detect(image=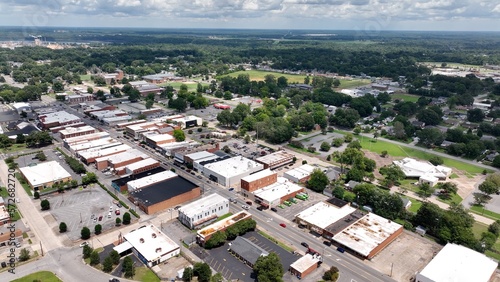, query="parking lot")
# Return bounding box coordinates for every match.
[263,189,329,222]
[48,184,123,240]
[193,231,300,282]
